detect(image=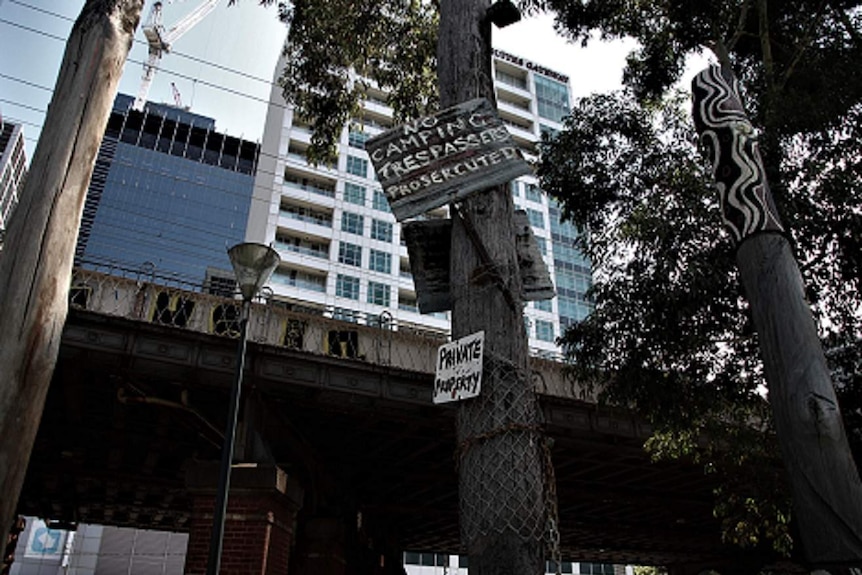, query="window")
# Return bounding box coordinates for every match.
[332,307,359,323]
[371,219,393,242]
[534,299,552,312]
[347,155,368,178]
[341,211,364,235]
[535,236,547,256]
[335,274,360,300]
[579,563,614,575]
[338,242,362,267]
[367,281,391,306]
[373,189,391,212]
[403,552,447,567]
[369,249,392,274]
[495,69,527,90]
[510,181,520,197]
[348,129,368,149]
[271,269,326,293]
[536,319,554,342]
[534,75,570,123]
[527,208,545,229]
[525,183,542,203]
[343,182,366,206]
